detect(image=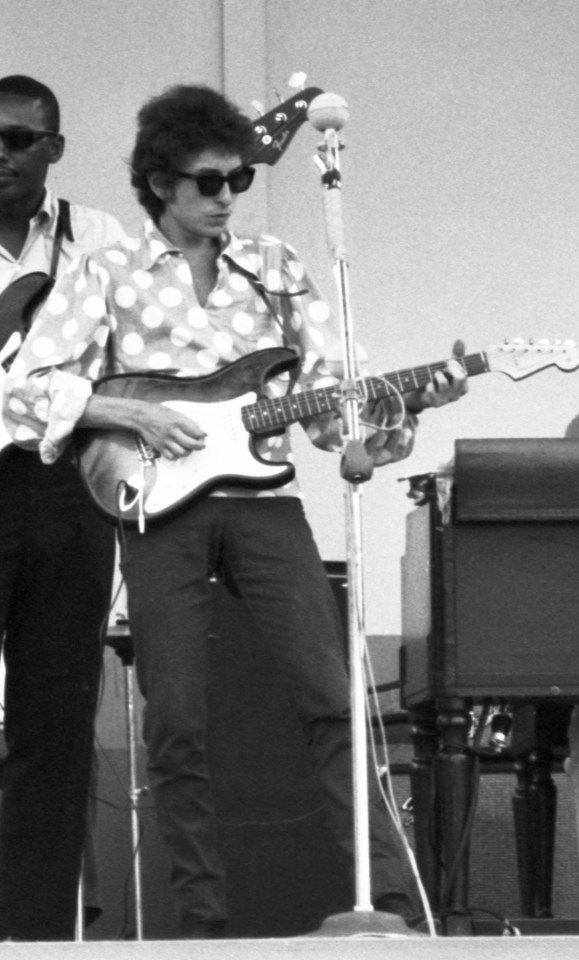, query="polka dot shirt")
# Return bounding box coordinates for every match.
[5,221,417,497]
